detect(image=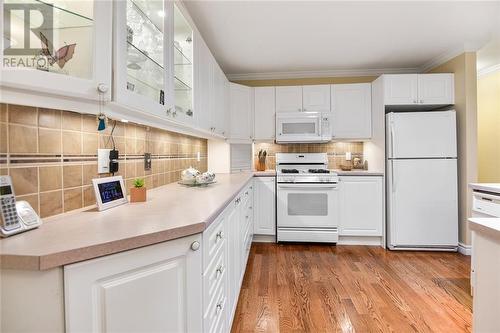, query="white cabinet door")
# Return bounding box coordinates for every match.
[1,0,112,101]
[195,36,213,131]
[229,83,253,141]
[331,83,372,139]
[213,66,229,137]
[226,196,242,324]
[339,176,383,236]
[302,85,330,112]
[64,234,203,333]
[254,86,276,140]
[254,177,276,235]
[384,74,418,105]
[275,86,302,112]
[417,73,454,105]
